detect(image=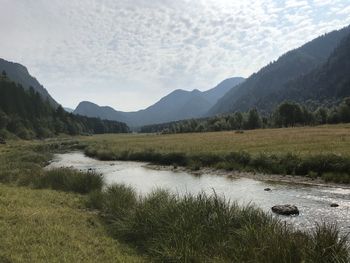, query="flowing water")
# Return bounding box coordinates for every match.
[47,152,350,235]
